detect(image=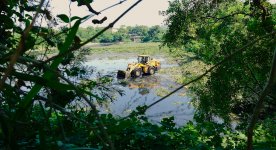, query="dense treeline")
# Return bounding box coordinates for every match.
[0,0,275,149]
[164,0,276,149]
[77,25,166,43]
